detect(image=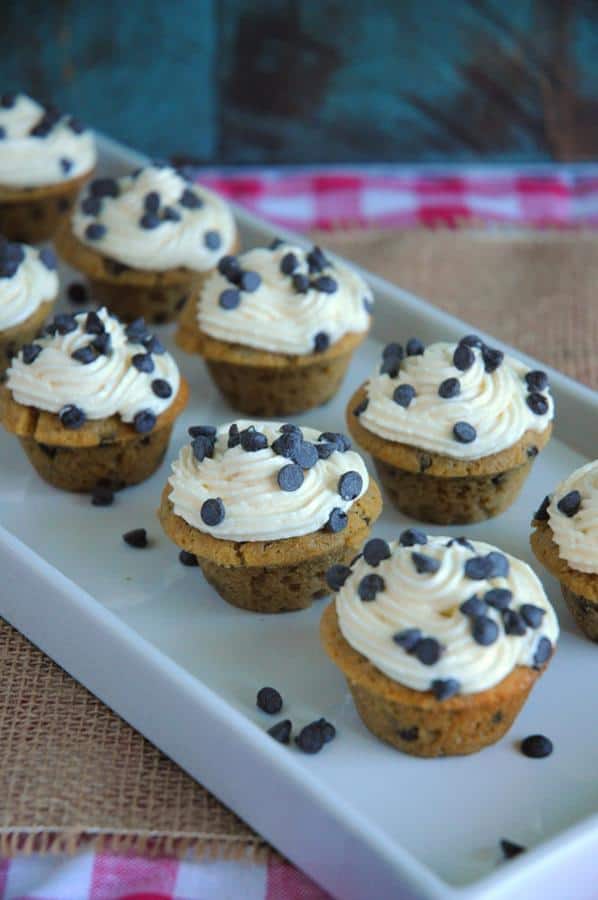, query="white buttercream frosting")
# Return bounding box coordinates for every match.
[168,420,369,541]
[0,243,58,330]
[359,340,553,459]
[0,93,95,188]
[72,165,236,272]
[547,460,598,575]
[197,242,372,355]
[7,307,180,422]
[336,535,558,695]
